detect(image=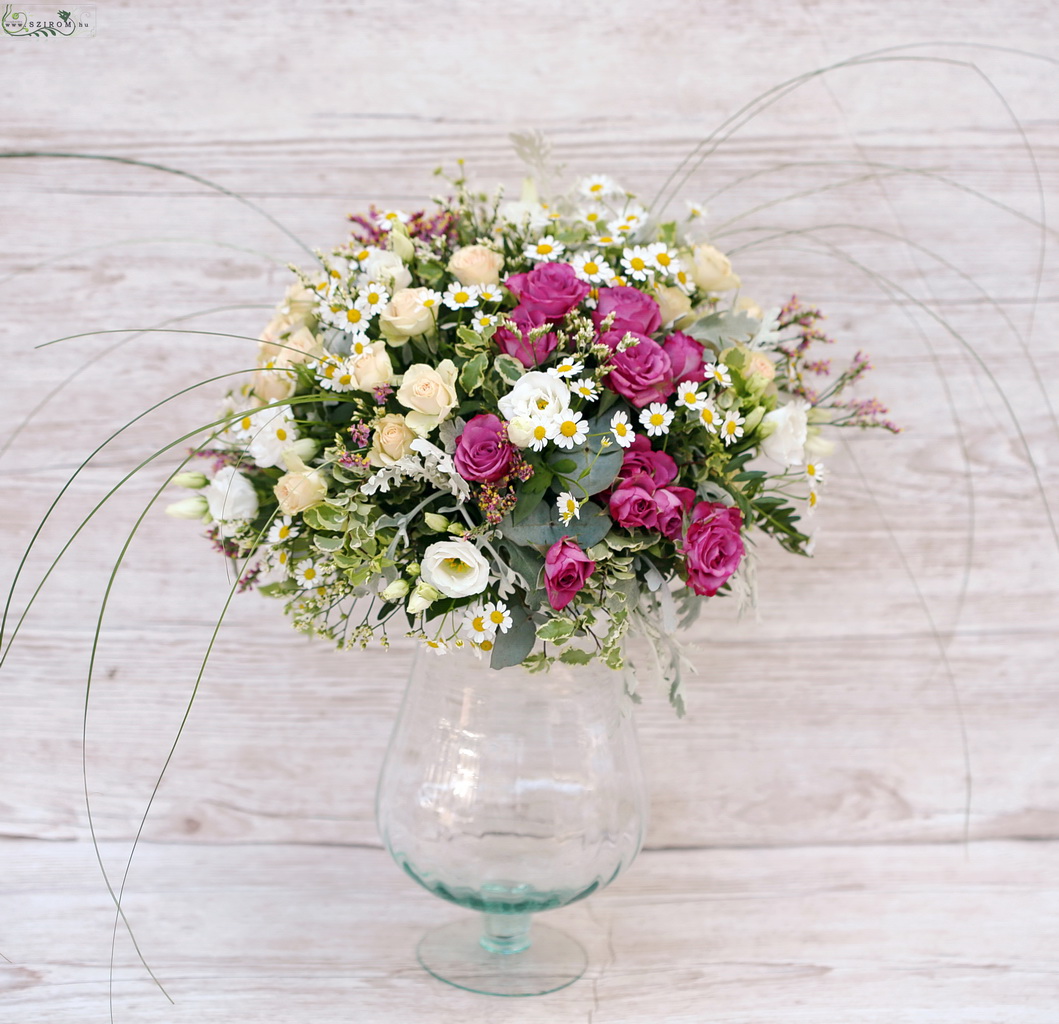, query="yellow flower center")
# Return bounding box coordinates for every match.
[303,568,317,581]
[657,252,671,267]
[589,183,603,194]
[630,257,646,272]
[584,261,598,274]
[536,243,553,255]
[533,425,547,440]
[278,525,290,539]
[701,409,714,424]
[240,416,252,430]
[443,557,469,574]
[615,423,628,436]
[472,616,486,633]
[479,639,494,652]
[454,290,469,303]
[560,420,578,437]
[276,428,288,441]
[489,610,505,625]
[683,391,696,403]
[346,309,362,324]
[650,413,664,426]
